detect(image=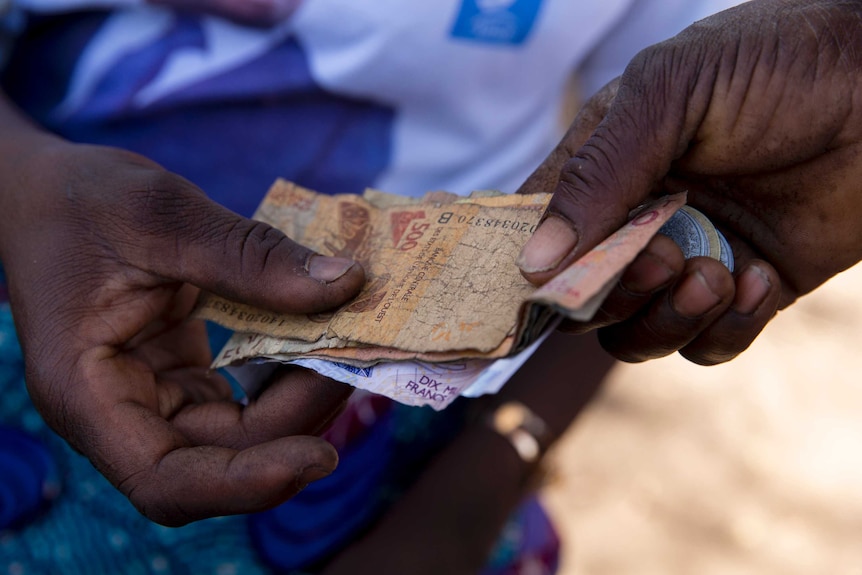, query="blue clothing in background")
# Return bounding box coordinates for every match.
[2,11,394,217]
